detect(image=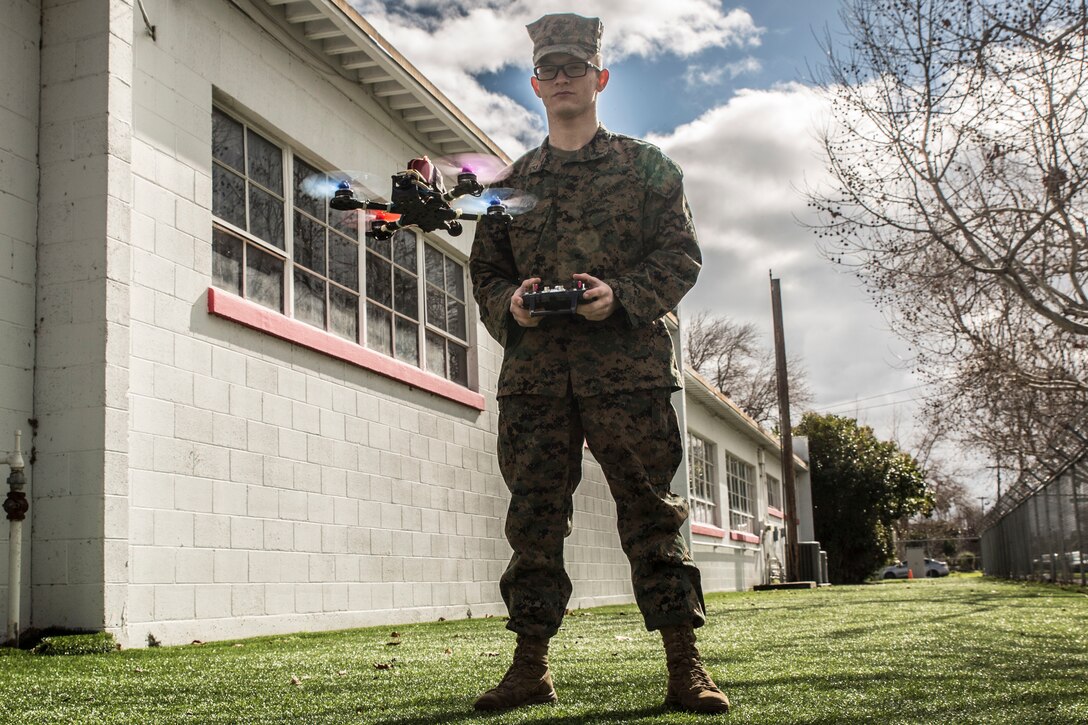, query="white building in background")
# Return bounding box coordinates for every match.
[0,0,810,647]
